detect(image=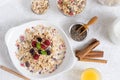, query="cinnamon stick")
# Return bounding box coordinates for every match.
[77,39,100,59]
[76,50,104,58]
[0,65,30,80]
[80,58,107,64]
[85,51,103,58]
